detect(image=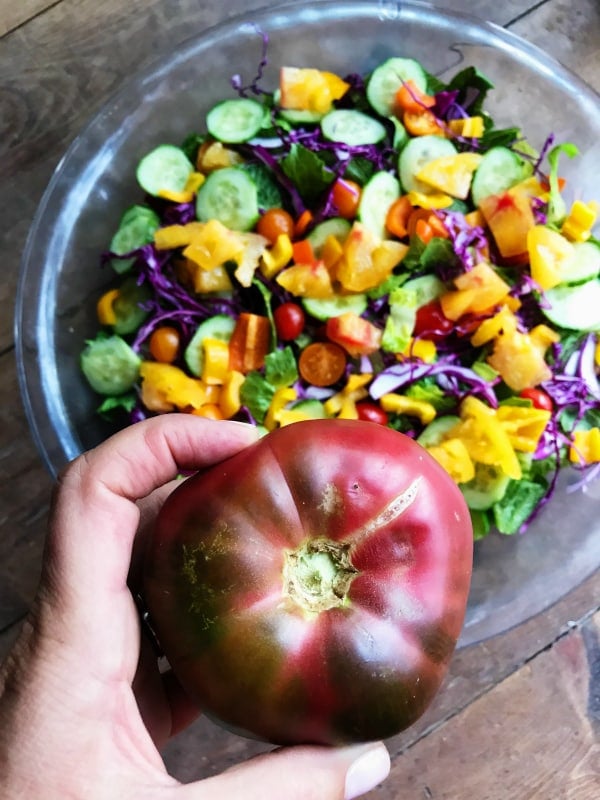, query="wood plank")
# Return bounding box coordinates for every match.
[379,611,600,799]
[0,349,53,628]
[0,0,58,37]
